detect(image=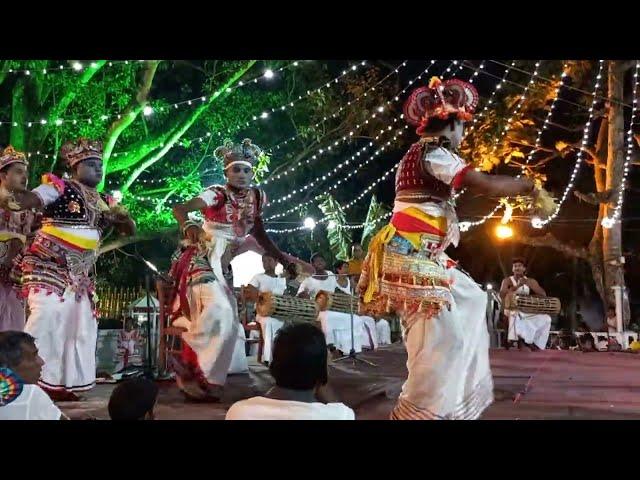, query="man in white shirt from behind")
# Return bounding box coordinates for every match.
[226,322,354,420]
[247,253,288,363]
[0,331,65,420]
